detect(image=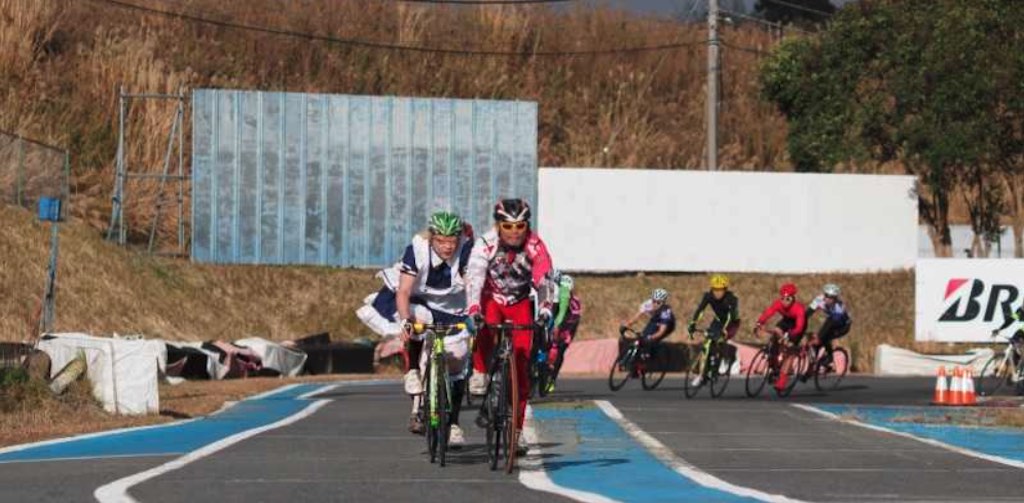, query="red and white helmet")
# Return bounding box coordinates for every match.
[493,198,531,223]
